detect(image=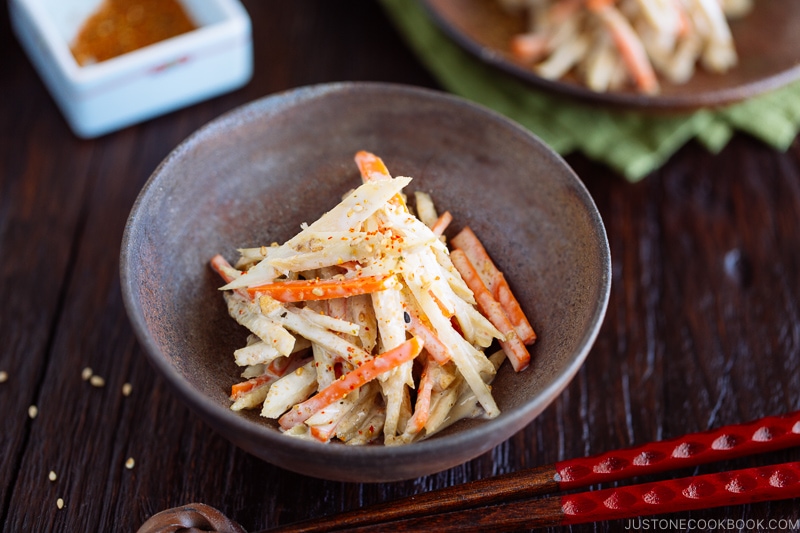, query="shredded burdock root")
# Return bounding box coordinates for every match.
[211,151,537,446]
